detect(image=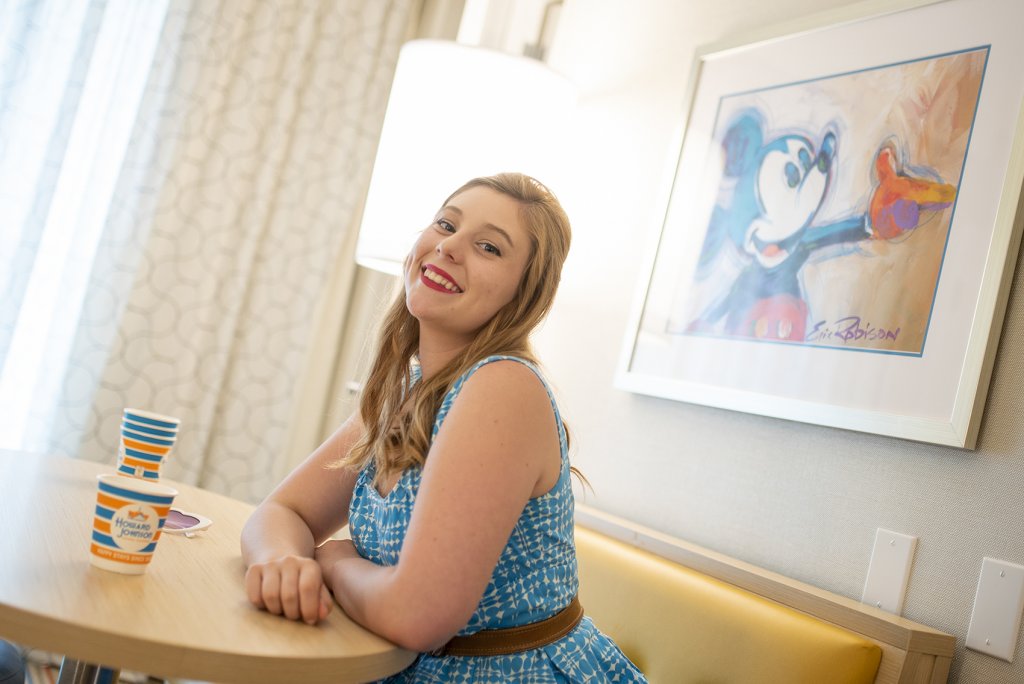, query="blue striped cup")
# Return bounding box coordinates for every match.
[118,409,181,480]
[90,474,178,574]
